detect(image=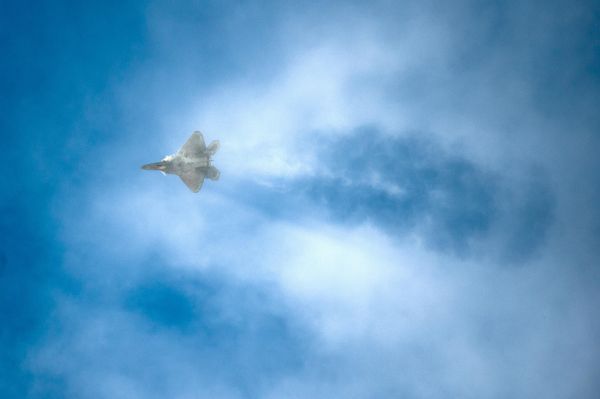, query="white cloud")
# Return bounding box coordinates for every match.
[42,2,600,397]
[167,29,422,179]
